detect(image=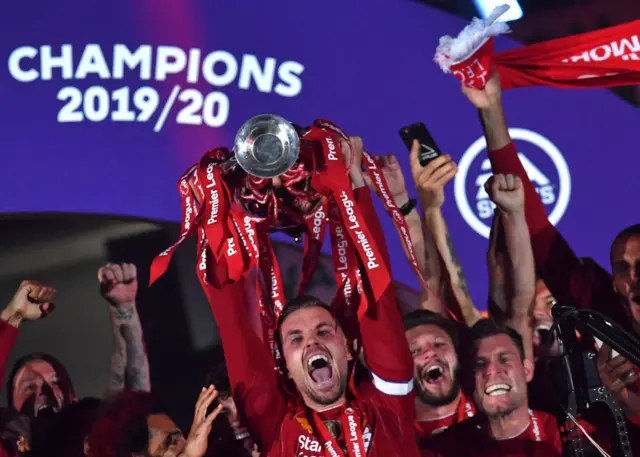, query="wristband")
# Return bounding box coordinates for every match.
[399,198,417,216]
